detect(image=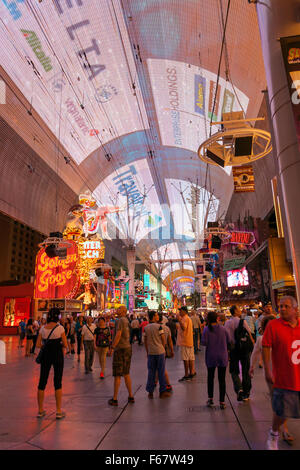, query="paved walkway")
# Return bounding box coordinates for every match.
[0,335,299,450]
